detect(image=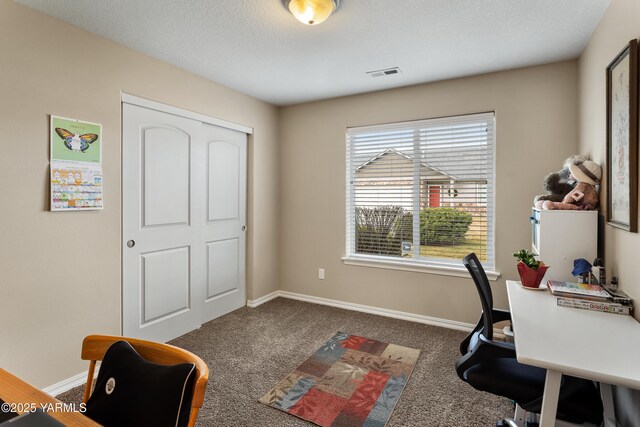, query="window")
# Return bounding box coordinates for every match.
[345,112,495,271]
